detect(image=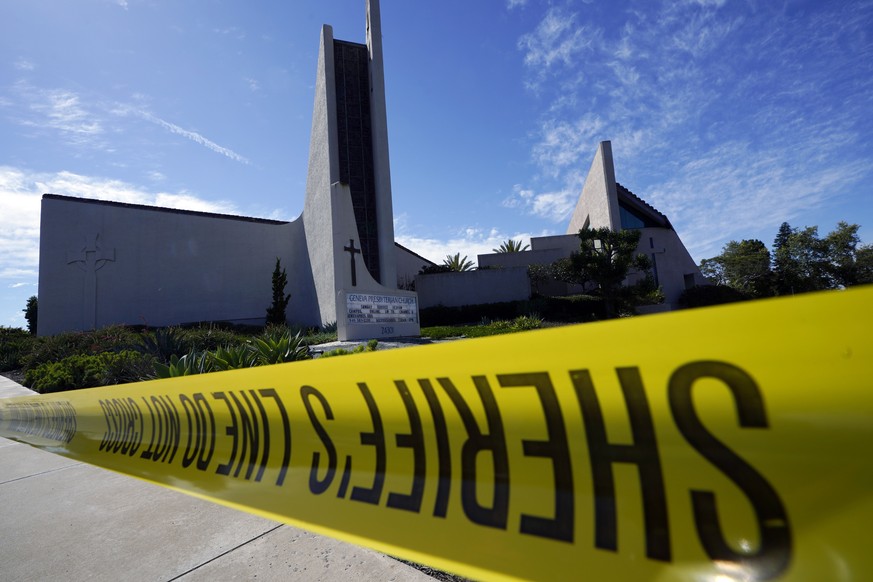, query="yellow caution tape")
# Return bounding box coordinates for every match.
[2,287,872,581]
